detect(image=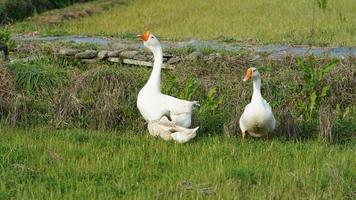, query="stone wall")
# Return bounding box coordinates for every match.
[56,47,211,69]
